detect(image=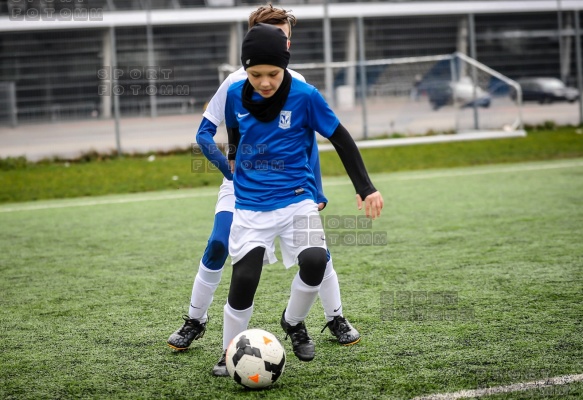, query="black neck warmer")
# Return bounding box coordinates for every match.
[242,70,292,122]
